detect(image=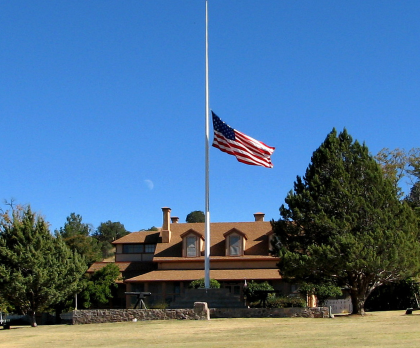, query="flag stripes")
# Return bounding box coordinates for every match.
[212,112,275,168]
